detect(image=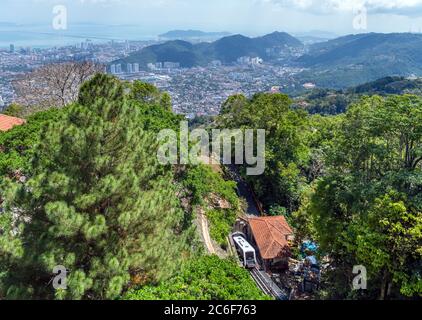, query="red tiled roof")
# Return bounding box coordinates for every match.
[248,216,293,260]
[0,114,26,132]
